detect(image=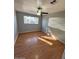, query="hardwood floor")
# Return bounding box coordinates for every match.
[14,31,65,59]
